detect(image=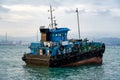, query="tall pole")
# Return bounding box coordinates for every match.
[76,8,81,39]
[36,30,38,42]
[50,5,54,28]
